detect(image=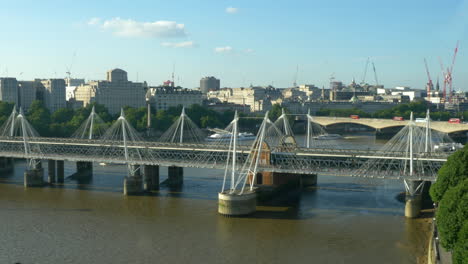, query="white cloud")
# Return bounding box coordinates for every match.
[87,17,101,26]
[214,46,233,53]
[161,41,196,48]
[226,7,239,14]
[244,48,254,53]
[89,17,186,38]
